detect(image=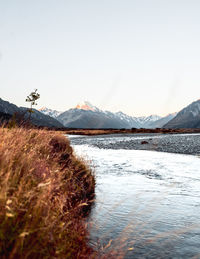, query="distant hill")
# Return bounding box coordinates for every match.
[0,98,63,128]
[163,100,200,128]
[0,98,20,114]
